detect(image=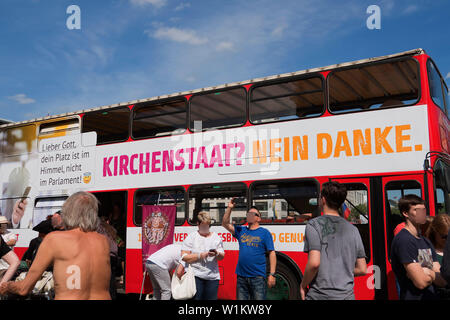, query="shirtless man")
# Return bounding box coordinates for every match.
[0,191,111,300]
